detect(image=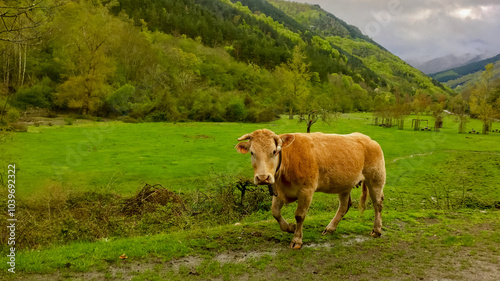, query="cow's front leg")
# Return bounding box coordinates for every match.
[290,193,313,249]
[272,196,295,233]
